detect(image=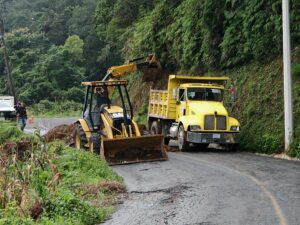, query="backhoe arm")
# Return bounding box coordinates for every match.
[102,54,160,81]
